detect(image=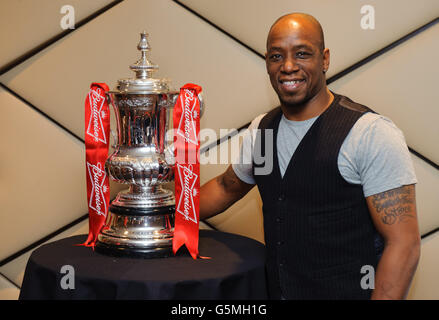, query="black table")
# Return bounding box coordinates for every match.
[19,230,268,300]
